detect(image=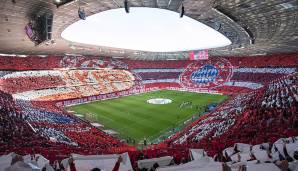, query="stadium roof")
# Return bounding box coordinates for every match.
[0,0,297,60]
